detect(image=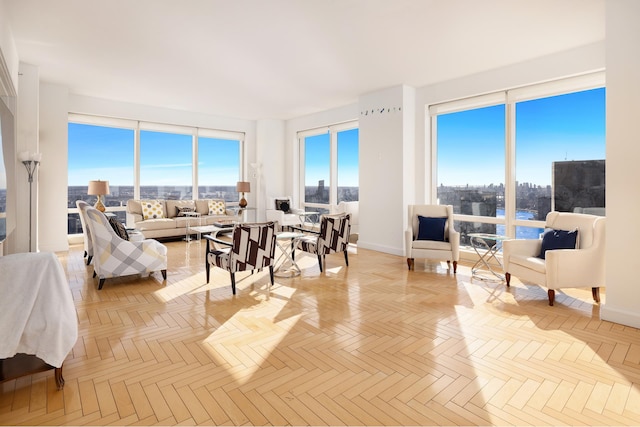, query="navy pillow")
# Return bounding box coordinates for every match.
[538,228,578,259]
[417,216,447,241]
